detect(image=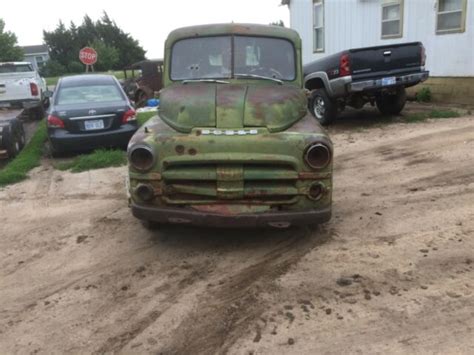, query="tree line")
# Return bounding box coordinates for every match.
[43,12,146,76]
[0,13,146,76]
